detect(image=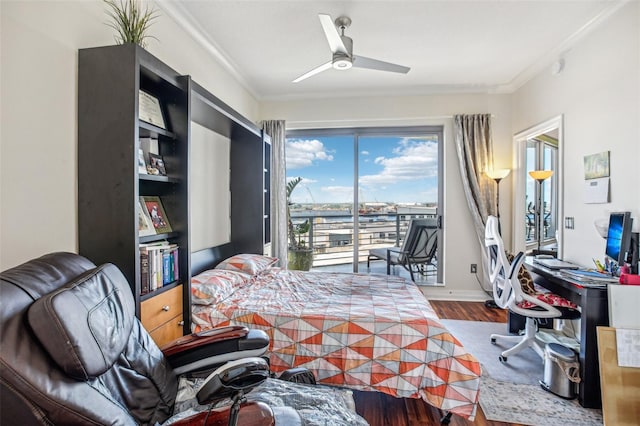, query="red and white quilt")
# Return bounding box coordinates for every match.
[191,268,480,419]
